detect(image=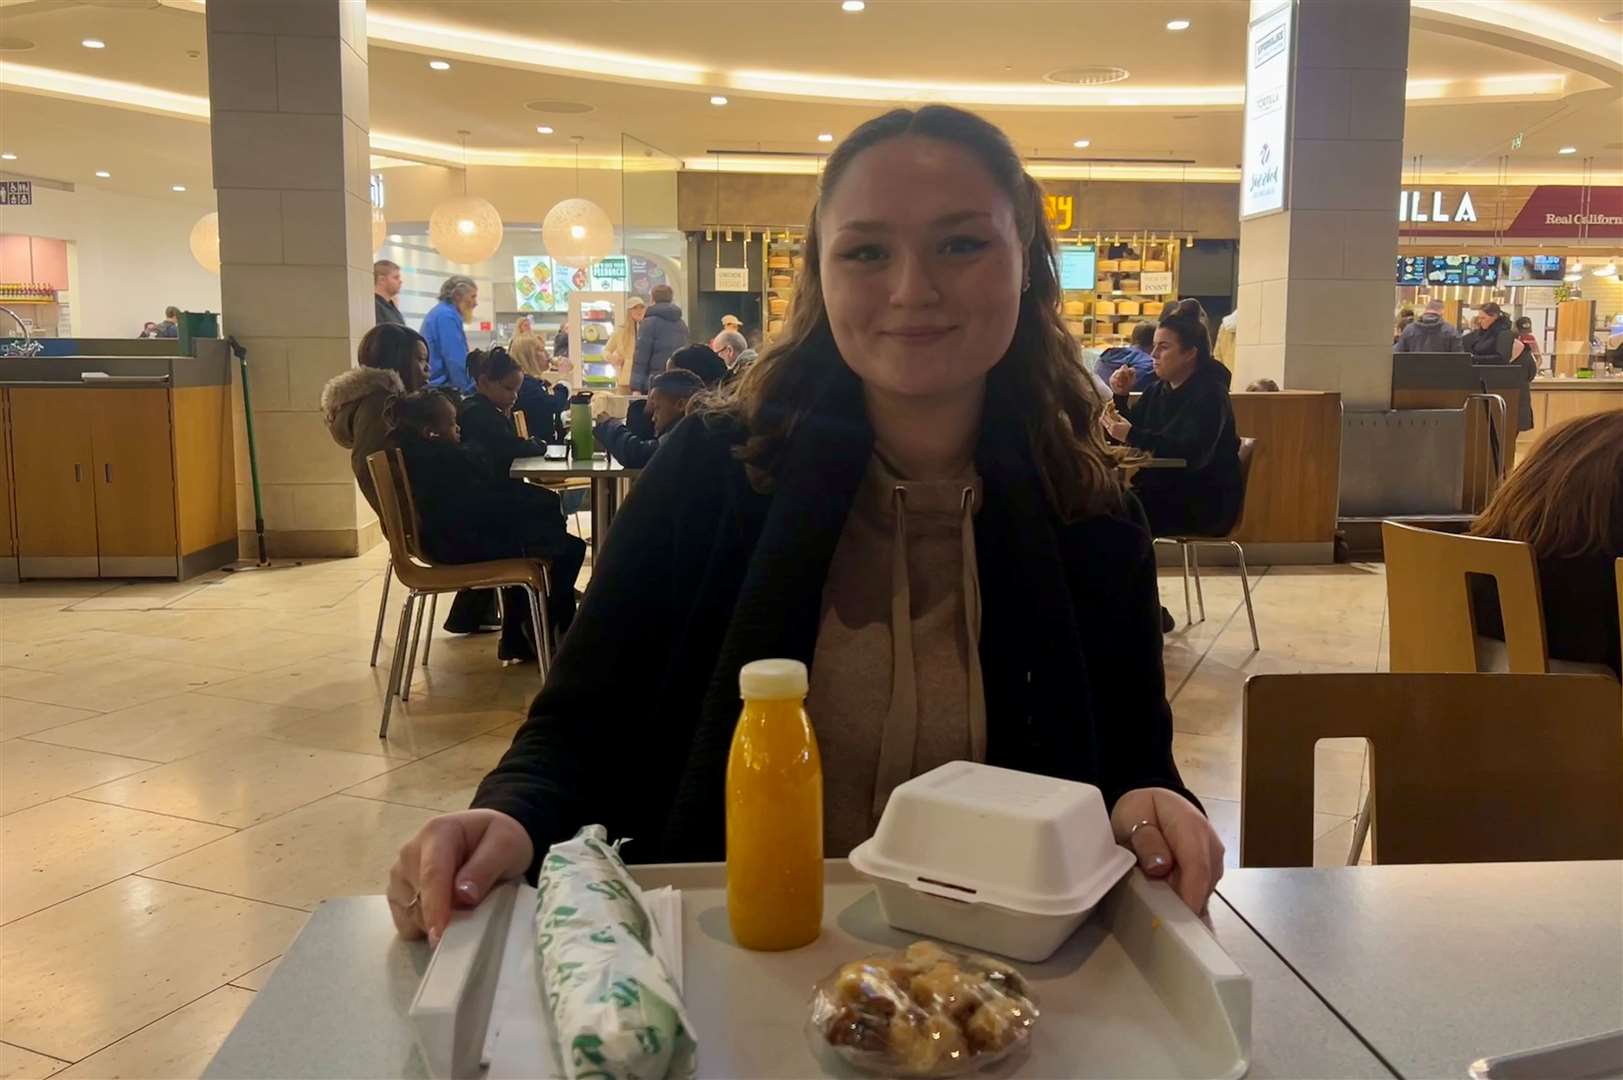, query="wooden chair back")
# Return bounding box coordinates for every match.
[366,449,426,575]
[1227,437,1258,538]
[1382,521,1548,673]
[1241,672,1623,867]
[512,410,530,439]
